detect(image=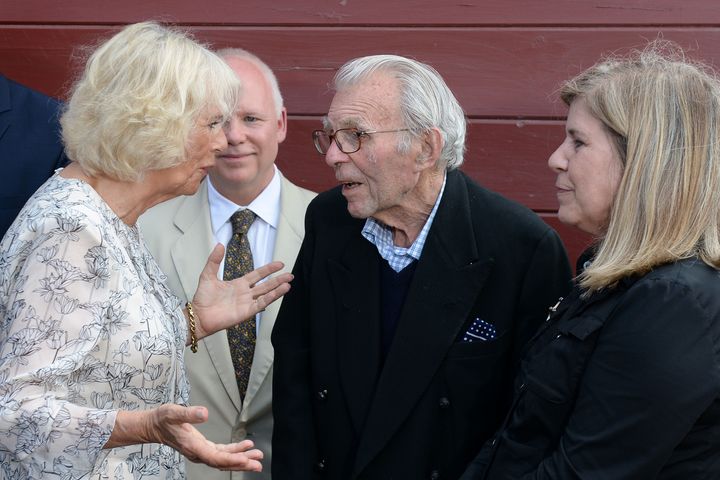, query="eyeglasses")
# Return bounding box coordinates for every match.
[312,128,411,155]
